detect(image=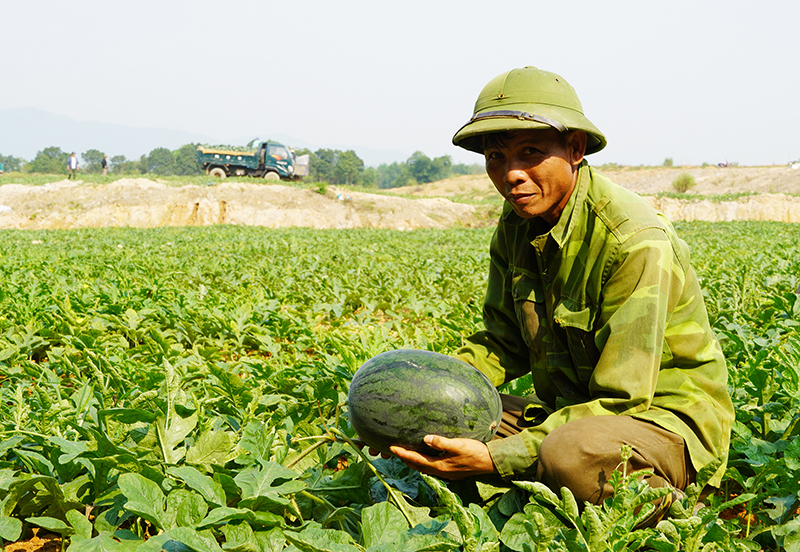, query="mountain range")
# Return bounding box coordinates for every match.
[0,107,408,167]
